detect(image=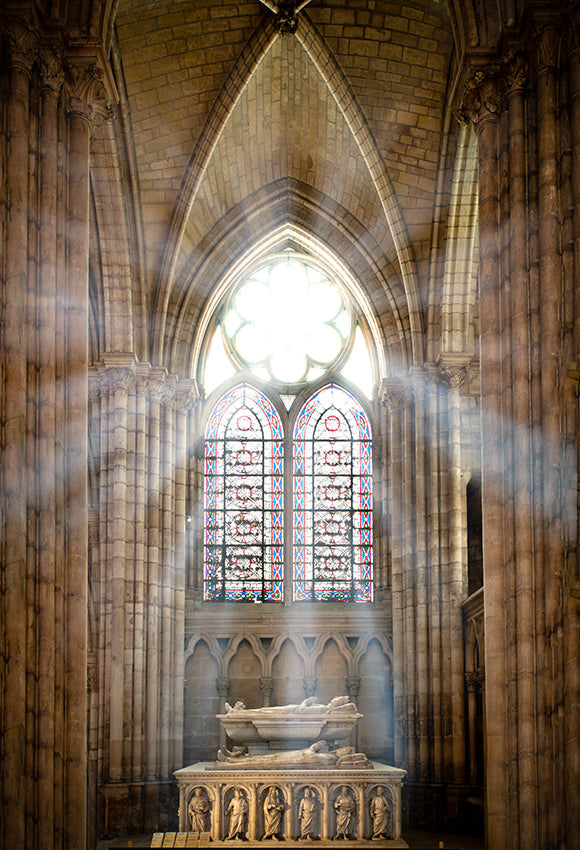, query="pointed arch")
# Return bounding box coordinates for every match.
[266,633,311,678]
[184,633,222,672]
[311,633,354,678]
[222,632,267,678]
[353,632,393,670]
[440,124,479,359]
[172,194,407,379]
[152,18,279,361]
[293,383,373,602]
[295,13,424,364]
[203,383,284,603]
